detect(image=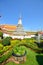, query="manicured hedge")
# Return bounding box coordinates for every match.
[0,46,12,55]
[0,49,13,63]
[18,42,42,53]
